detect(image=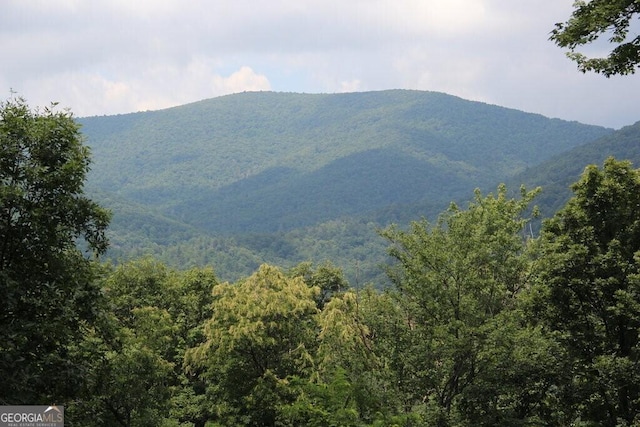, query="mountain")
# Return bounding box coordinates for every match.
[511,120,640,218]
[78,90,616,283]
